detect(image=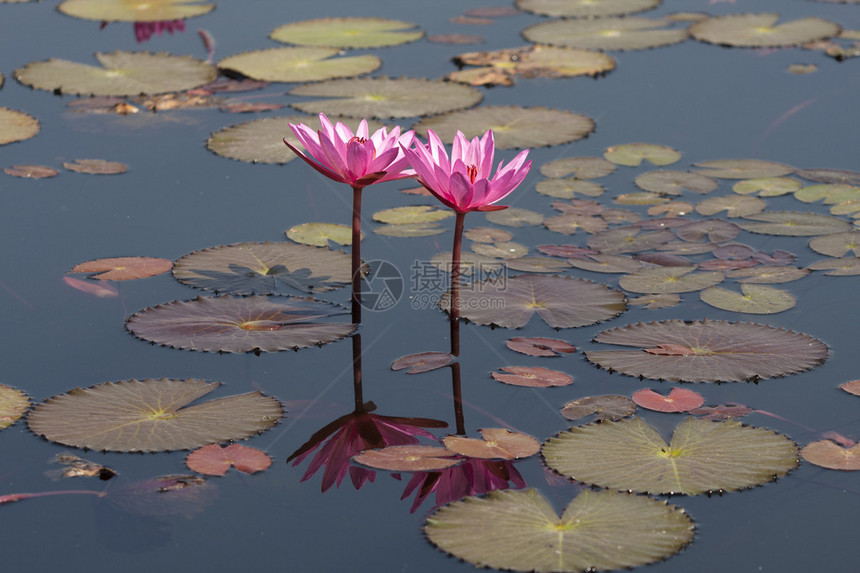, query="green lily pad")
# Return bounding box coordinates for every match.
[619,266,724,294]
[207,116,387,165]
[218,47,380,83]
[699,284,796,314]
[289,77,482,119]
[693,159,794,179]
[537,178,604,199]
[543,417,799,494]
[561,394,636,422]
[794,184,860,204]
[270,17,423,49]
[545,213,608,235]
[809,231,860,257]
[485,207,545,227]
[57,0,213,21]
[584,319,828,382]
[695,195,766,217]
[126,295,356,353]
[372,205,454,225]
[725,266,809,284]
[0,385,29,429]
[465,227,513,243]
[737,211,852,236]
[540,156,616,179]
[173,242,351,294]
[807,257,860,276]
[635,170,718,195]
[15,51,217,96]
[0,107,39,145]
[27,378,282,452]
[441,273,626,329]
[374,223,446,237]
[587,227,674,254]
[415,105,594,149]
[604,143,681,167]
[515,0,661,18]
[425,488,694,572]
[733,177,801,197]
[523,17,689,51]
[286,223,360,247]
[690,13,840,48]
